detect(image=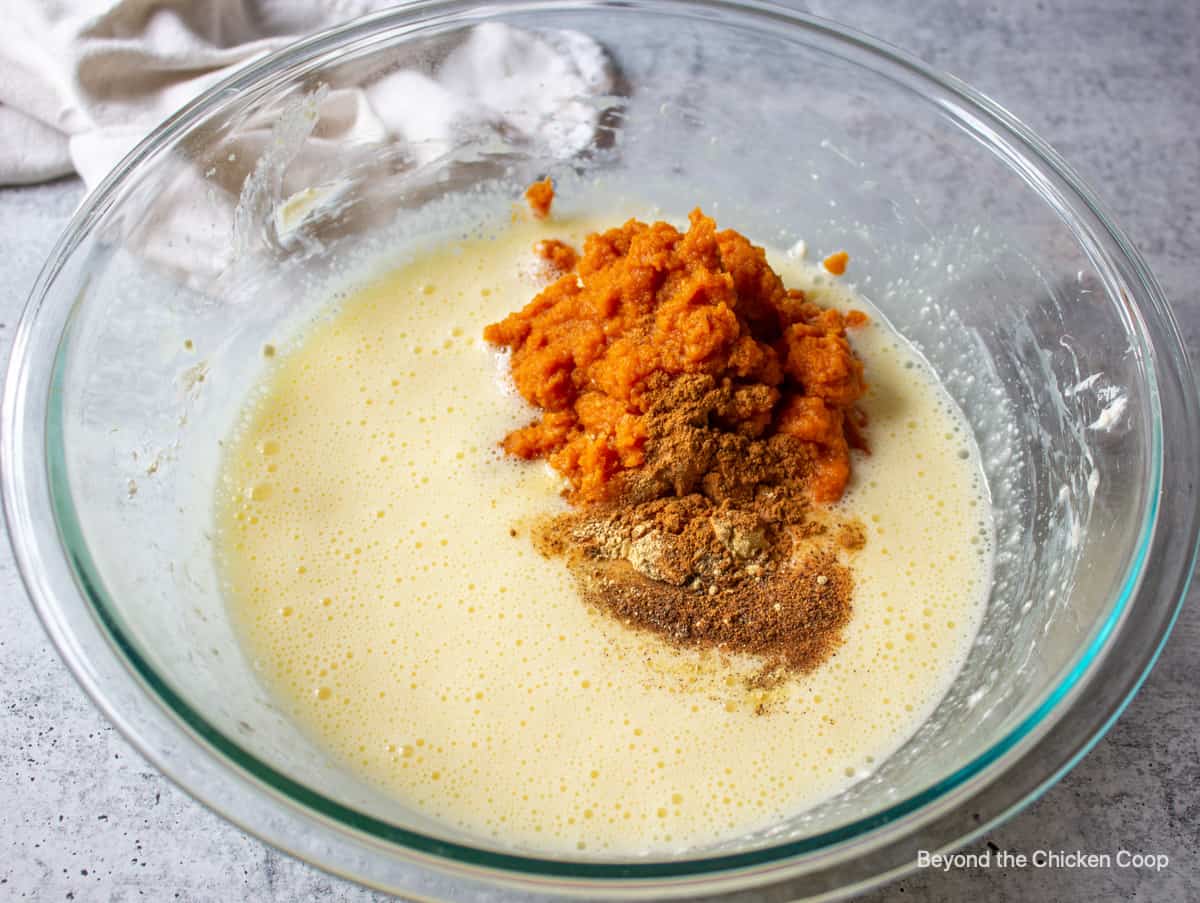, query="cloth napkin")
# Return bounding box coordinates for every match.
[0,0,613,189]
